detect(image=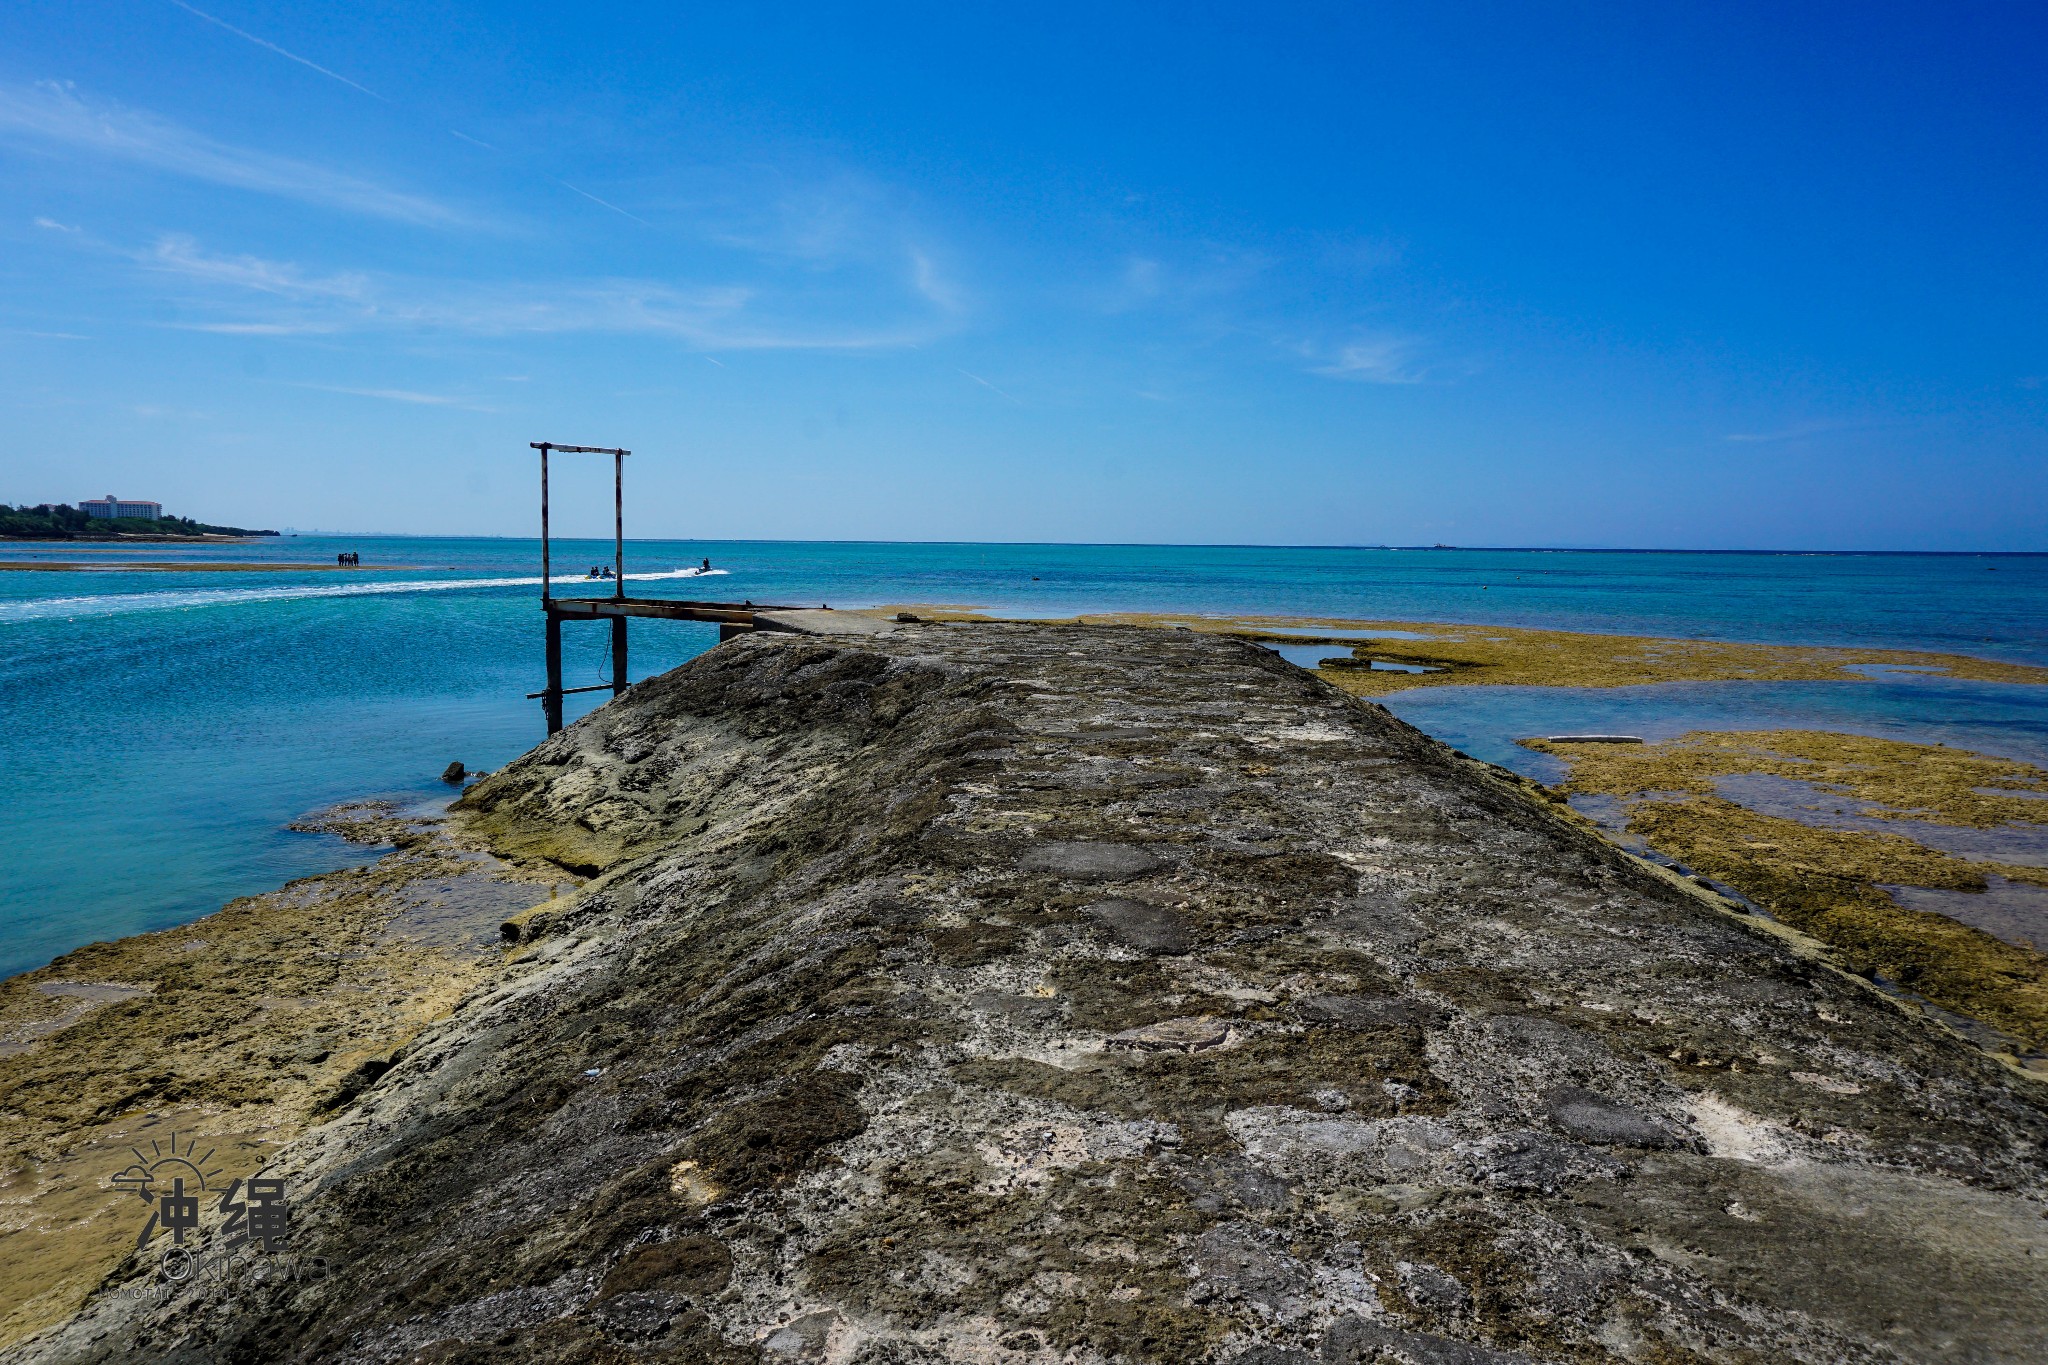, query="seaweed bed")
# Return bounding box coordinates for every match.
[1526,731,2048,1063]
[2,621,2045,1363]
[1000,611,2048,698]
[0,806,560,1348]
